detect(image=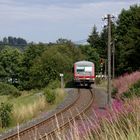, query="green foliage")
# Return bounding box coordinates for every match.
[0,47,22,85]
[44,88,56,104]
[79,45,100,73]
[29,44,84,89]
[0,82,20,97]
[116,5,140,74]
[47,80,60,89]
[123,80,140,98]
[87,25,107,59]
[112,87,118,97]
[95,77,101,85]
[0,102,13,128]
[19,44,46,89]
[65,80,75,88]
